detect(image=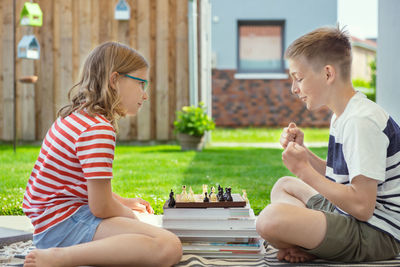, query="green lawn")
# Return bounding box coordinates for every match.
[212,127,330,143]
[0,144,327,216]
